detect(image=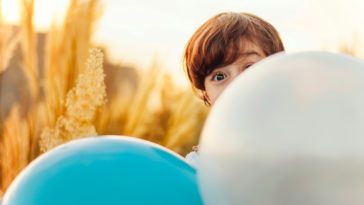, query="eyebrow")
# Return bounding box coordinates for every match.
[232,51,262,63]
[239,51,262,57]
[208,51,262,76]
